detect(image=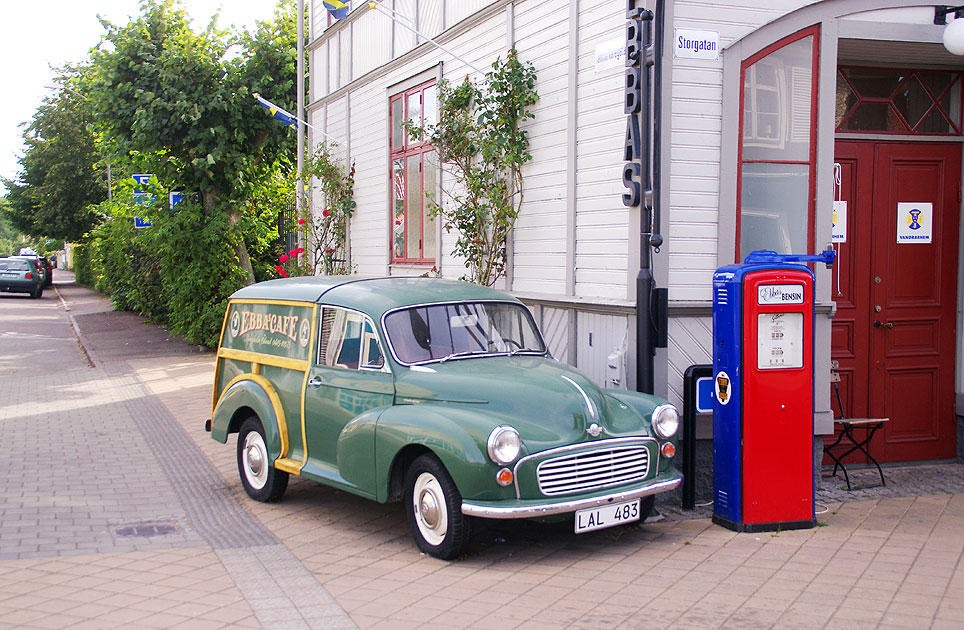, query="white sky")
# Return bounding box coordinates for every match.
[0,1,284,194]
